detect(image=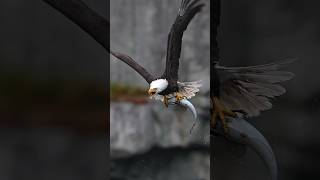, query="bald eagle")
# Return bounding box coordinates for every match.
[111,0,204,119]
